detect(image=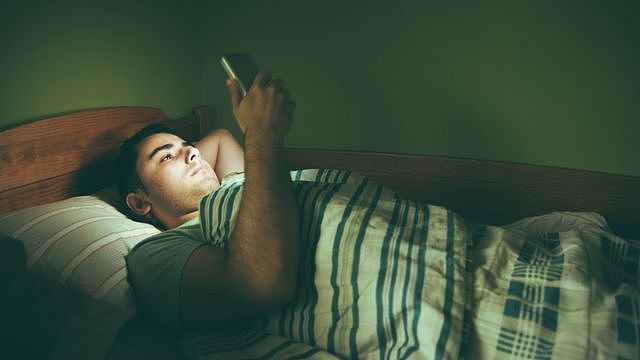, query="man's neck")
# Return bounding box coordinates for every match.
[163,210,200,229]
